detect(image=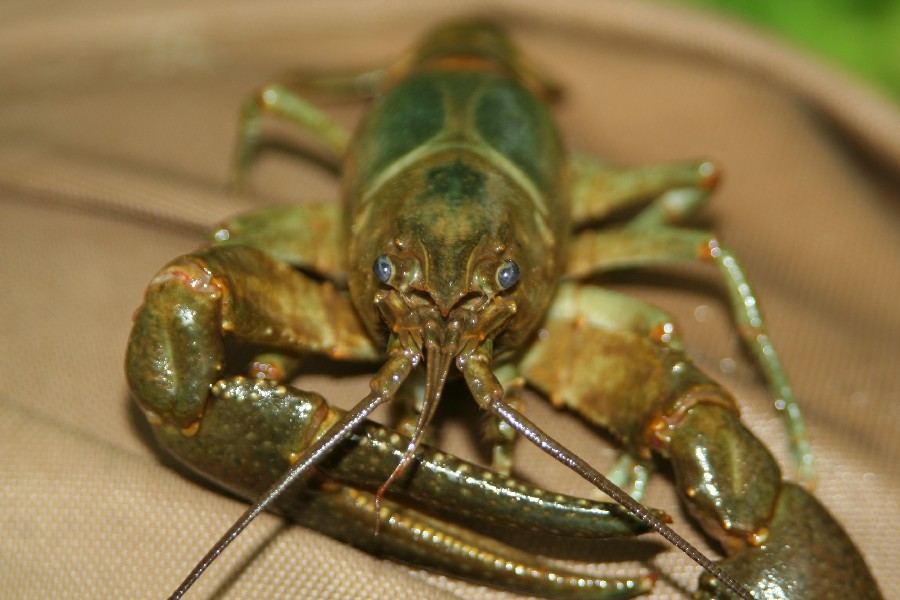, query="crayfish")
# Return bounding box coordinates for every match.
[126,20,882,598]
